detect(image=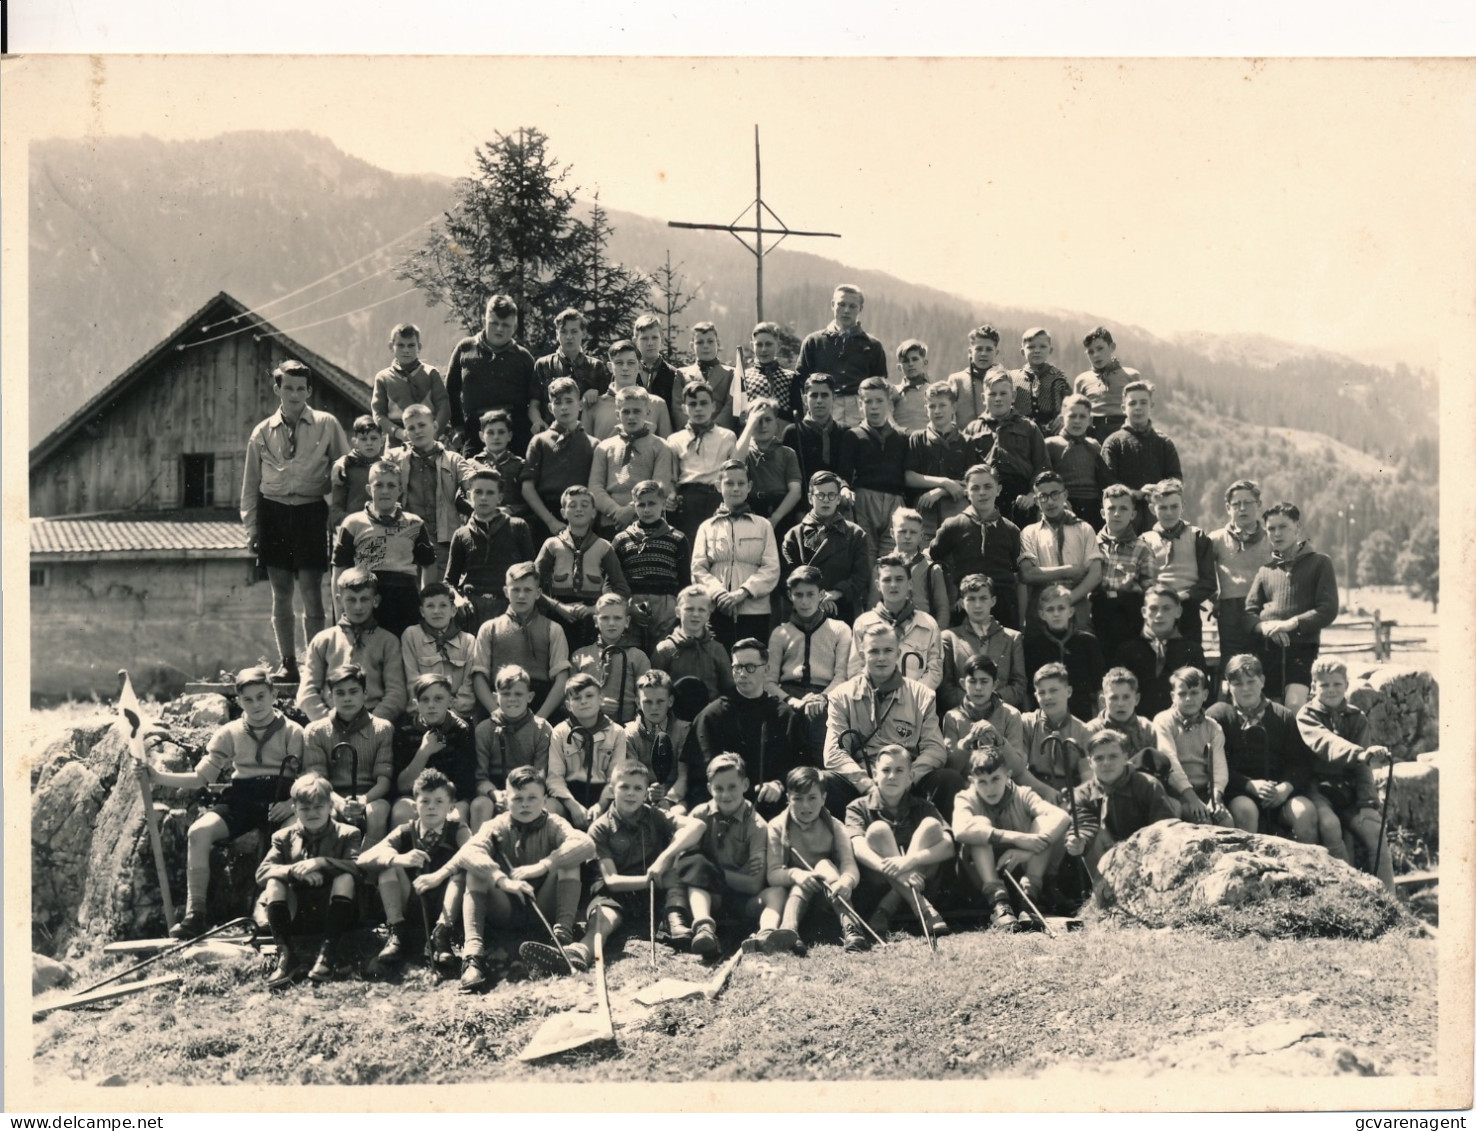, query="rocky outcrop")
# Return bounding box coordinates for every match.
[1095,820,1408,939]
[1347,665,1439,761]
